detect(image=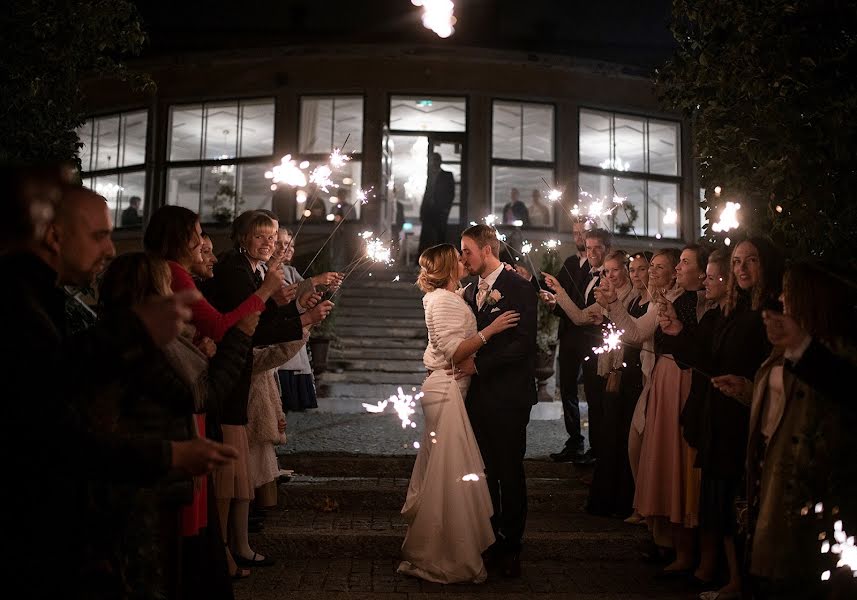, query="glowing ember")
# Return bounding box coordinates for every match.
[412,0,456,38]
[393,275,400,282]
[521,241,533,255]
[266,154,307,187]
[714,186,722,195]
[309,164,336,192]
[359,230,374,239]
[329,147,351,168]
[357,188,372,204]
[593,323,624,355]
[512,219,523,227]
[461,473,480,482]
[712,201,741,233]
